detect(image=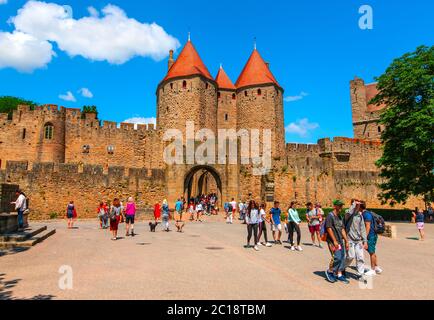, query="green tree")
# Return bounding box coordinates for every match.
[0,96,37,119]
[81,105,98,119]
[372,46,434,206]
